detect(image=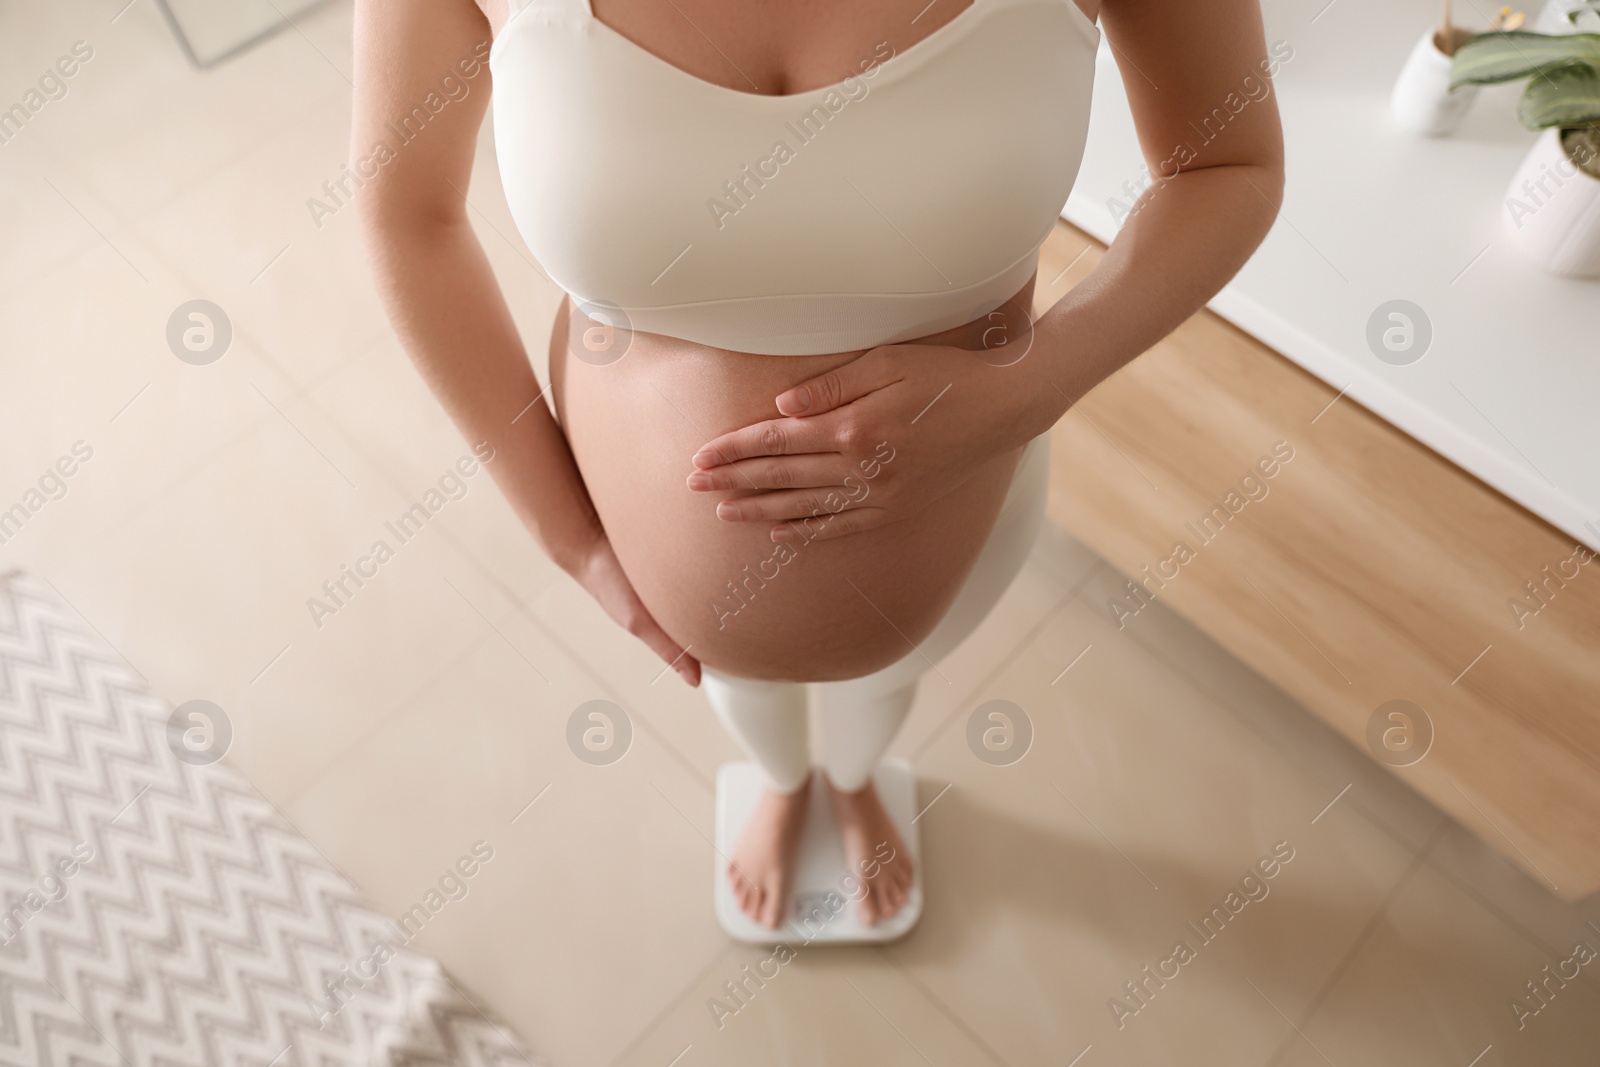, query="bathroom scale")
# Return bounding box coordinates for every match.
[713,757,923,944]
